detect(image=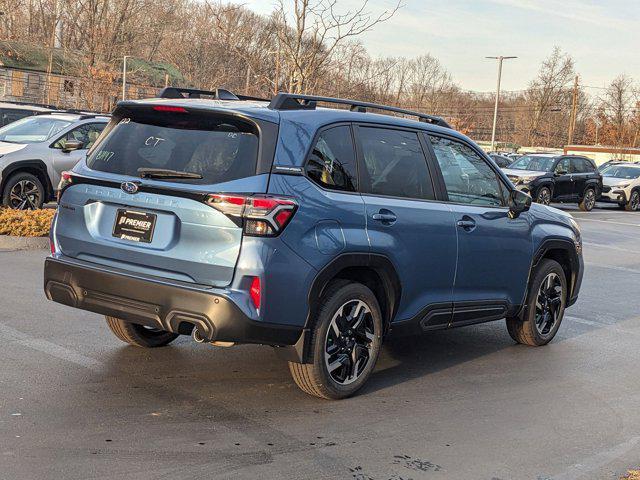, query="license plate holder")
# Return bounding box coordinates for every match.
[112,209,157,243]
